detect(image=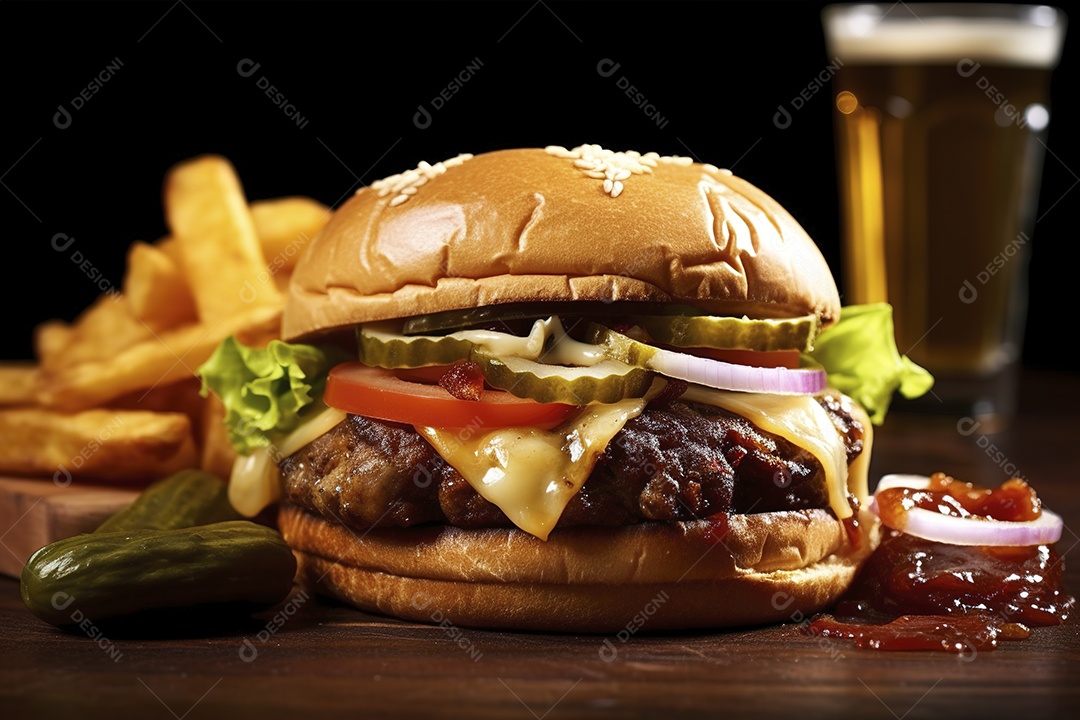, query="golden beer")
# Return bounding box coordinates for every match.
[823,4,1066,420]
